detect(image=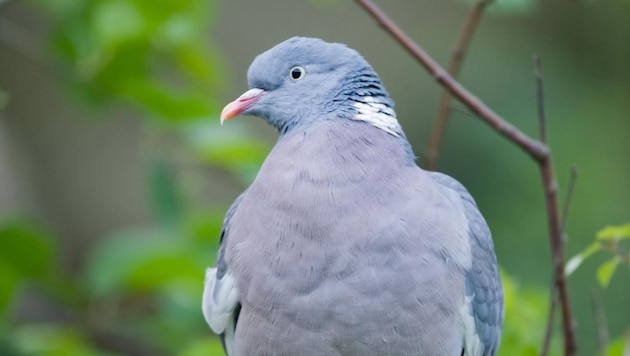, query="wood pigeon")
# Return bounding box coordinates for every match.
[203,37,503,355]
